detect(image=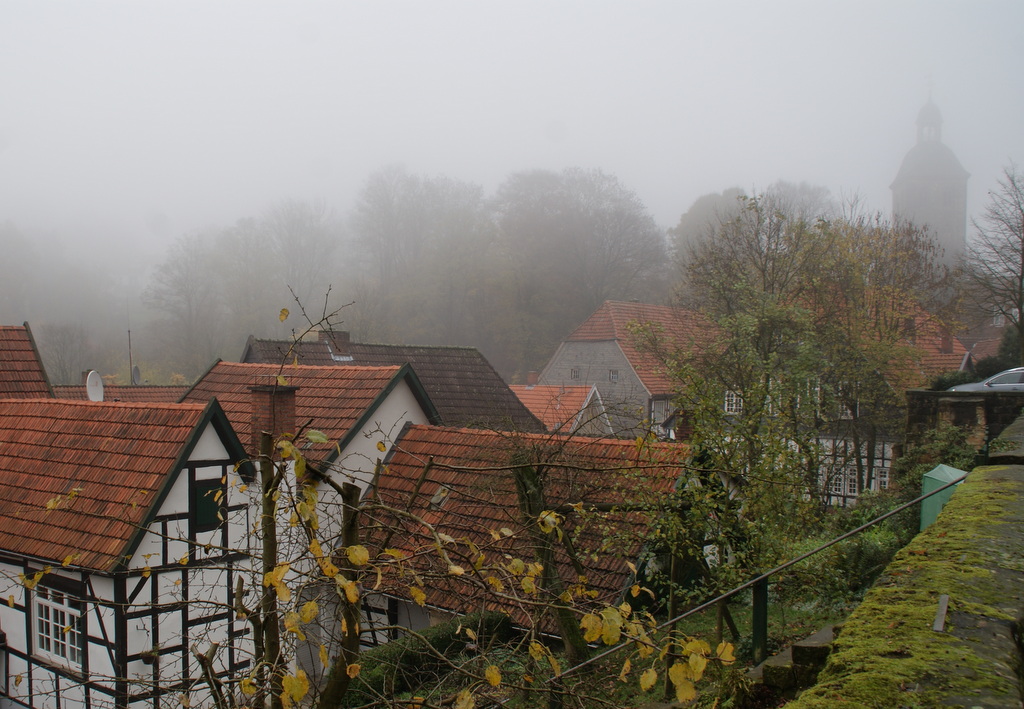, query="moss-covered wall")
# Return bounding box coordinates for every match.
[785,463,1024,708]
